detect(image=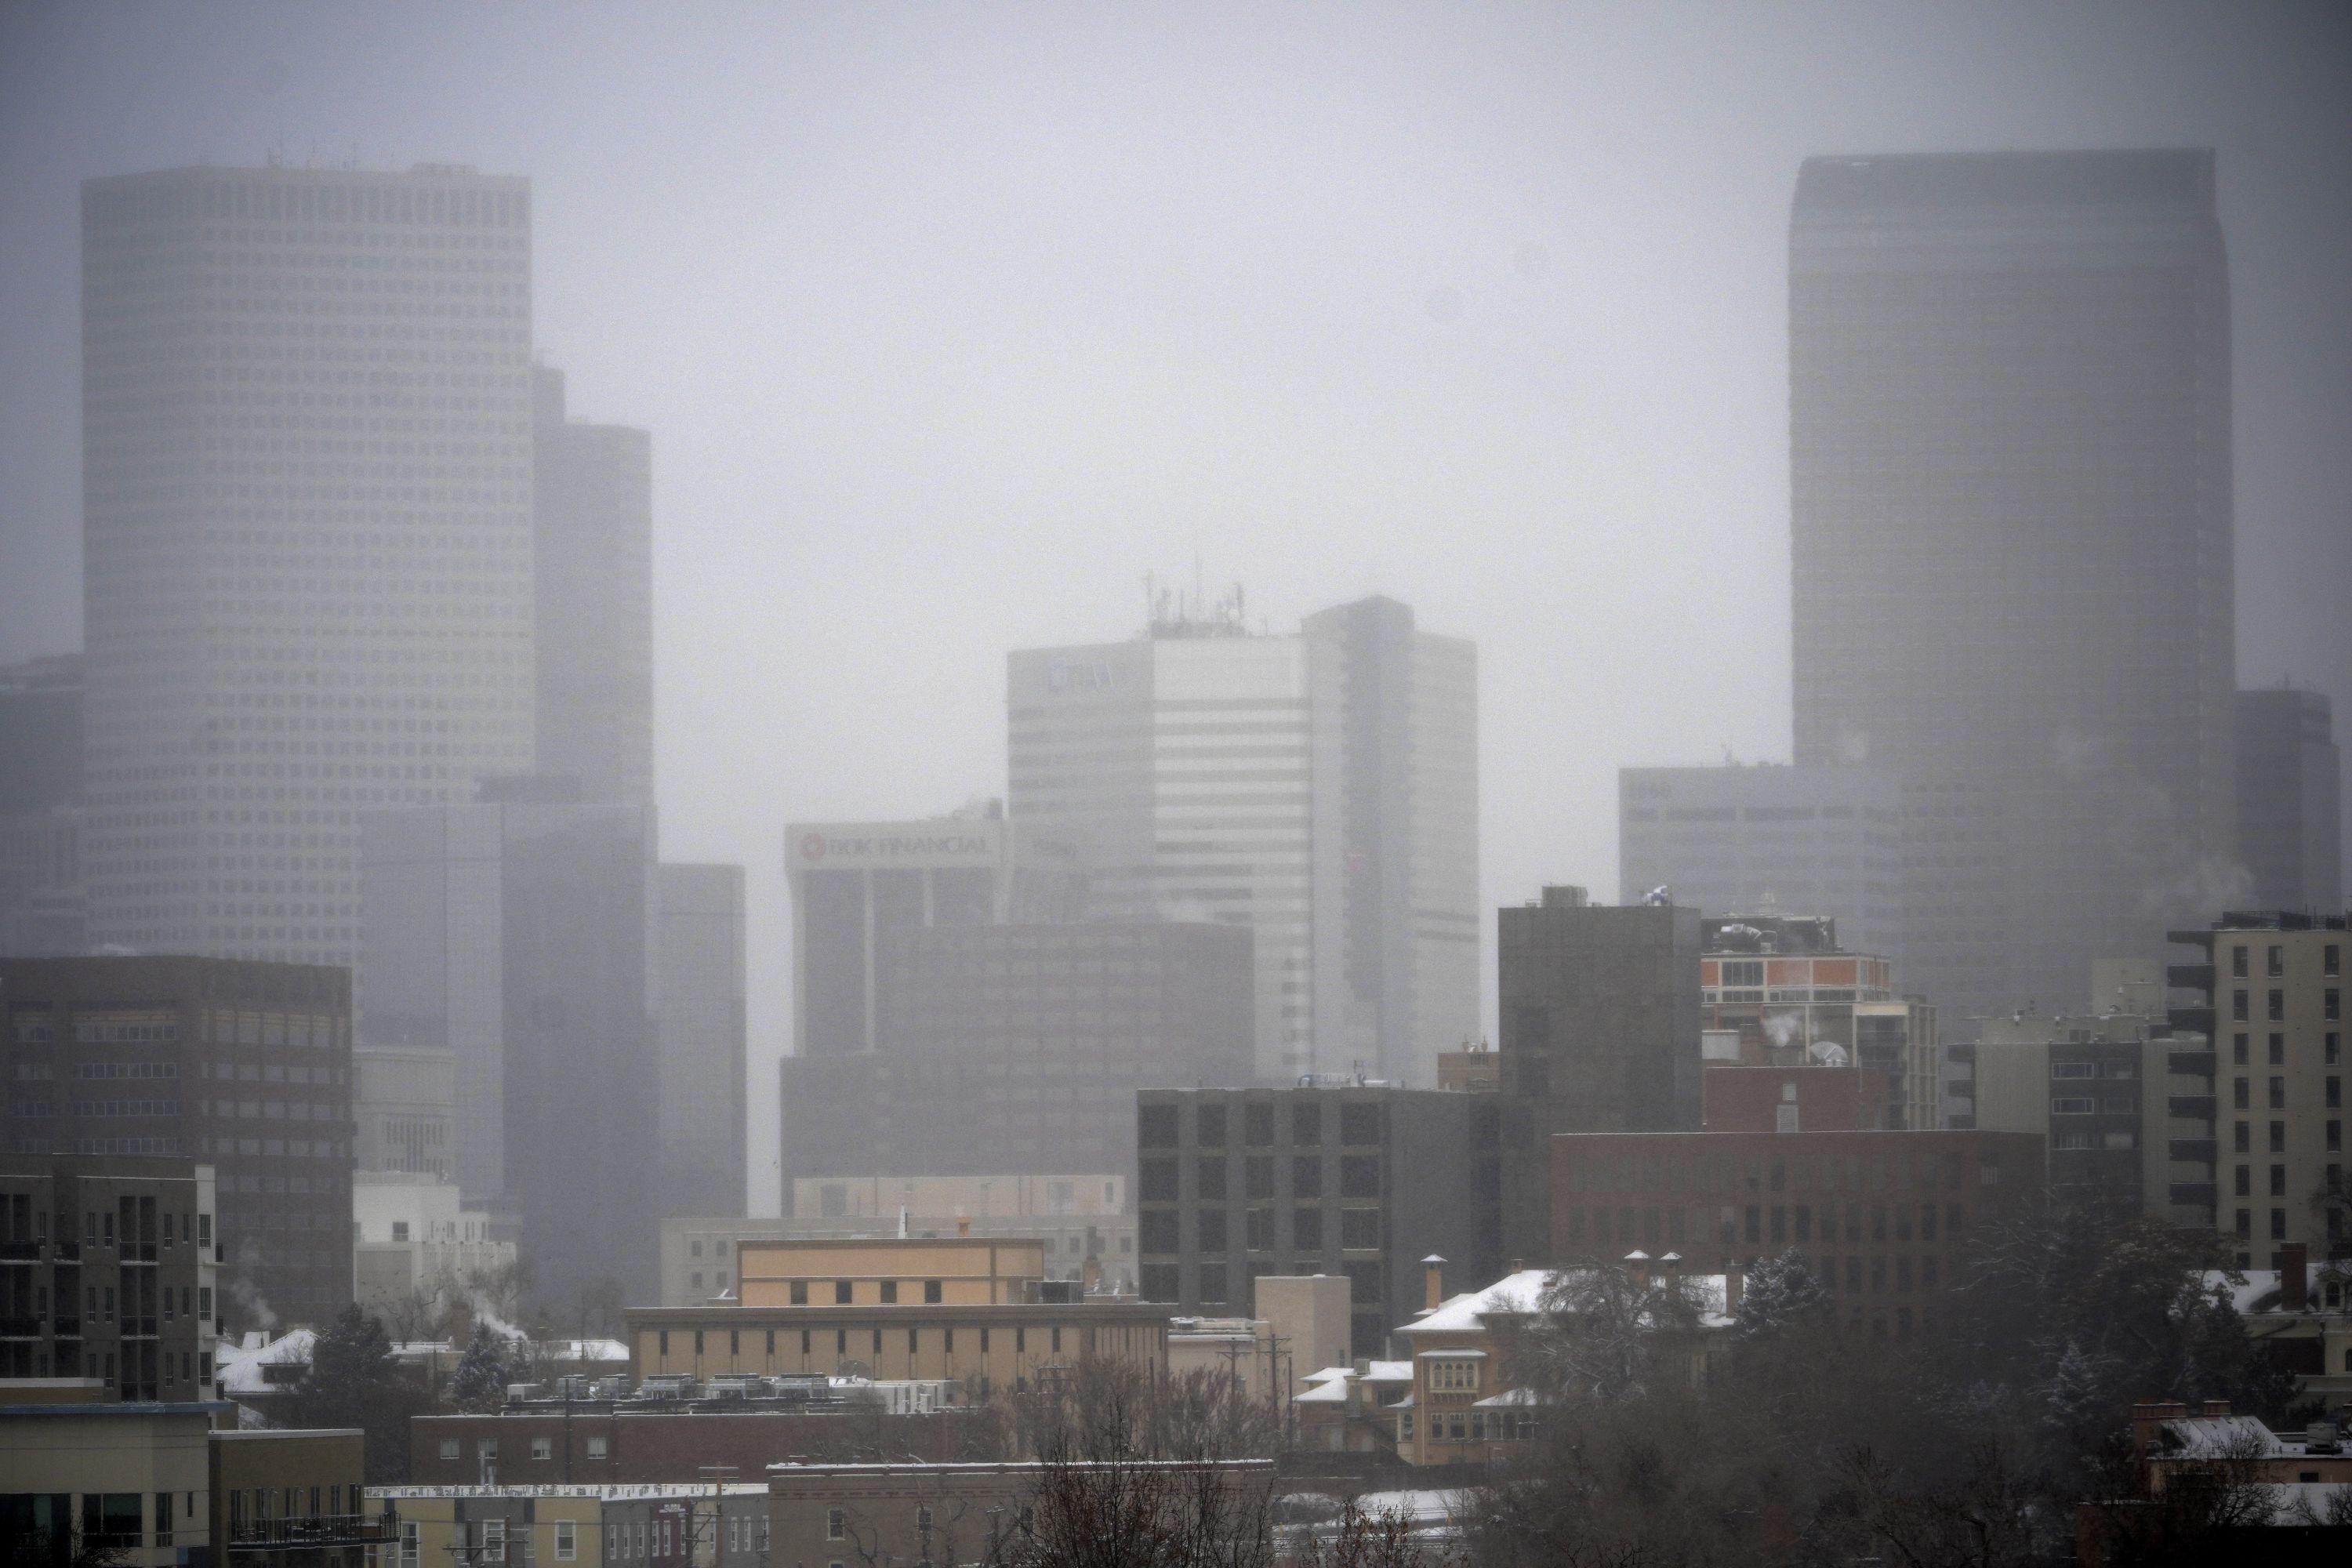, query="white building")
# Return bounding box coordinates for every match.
[1007,595,1477,1084]
[352,1171,515,1318]
[81,165,537,968]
